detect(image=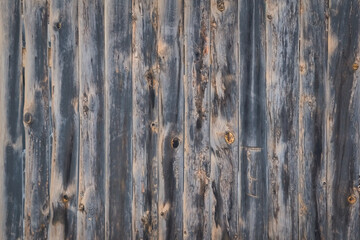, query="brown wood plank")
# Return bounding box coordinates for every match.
[77,0,105,239]
[0,0,23,239]
[157,0,184,238]
[23,0,50,238]
[298,0,328,239]
[131,0,159,239]
[265,0,300,238]
[183,0,211,239]
[210,0,240,238]
[48,0,79,238]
